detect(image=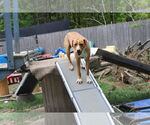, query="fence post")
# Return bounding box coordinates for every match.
[3,0,15,70]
